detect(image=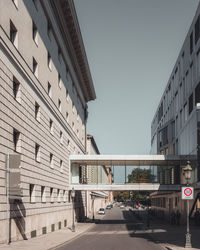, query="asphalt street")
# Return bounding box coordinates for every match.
[54,206,163,250]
